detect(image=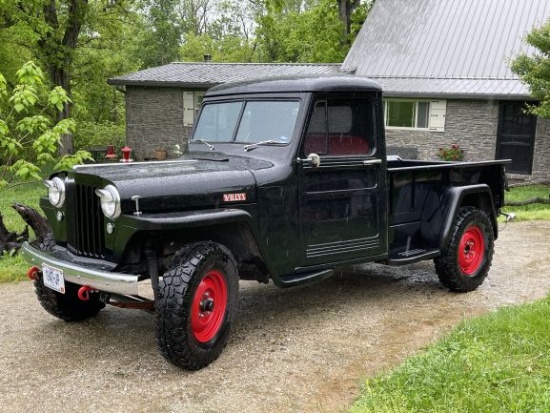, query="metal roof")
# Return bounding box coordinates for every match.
[341,0,550,99]
[108,62,341,88]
